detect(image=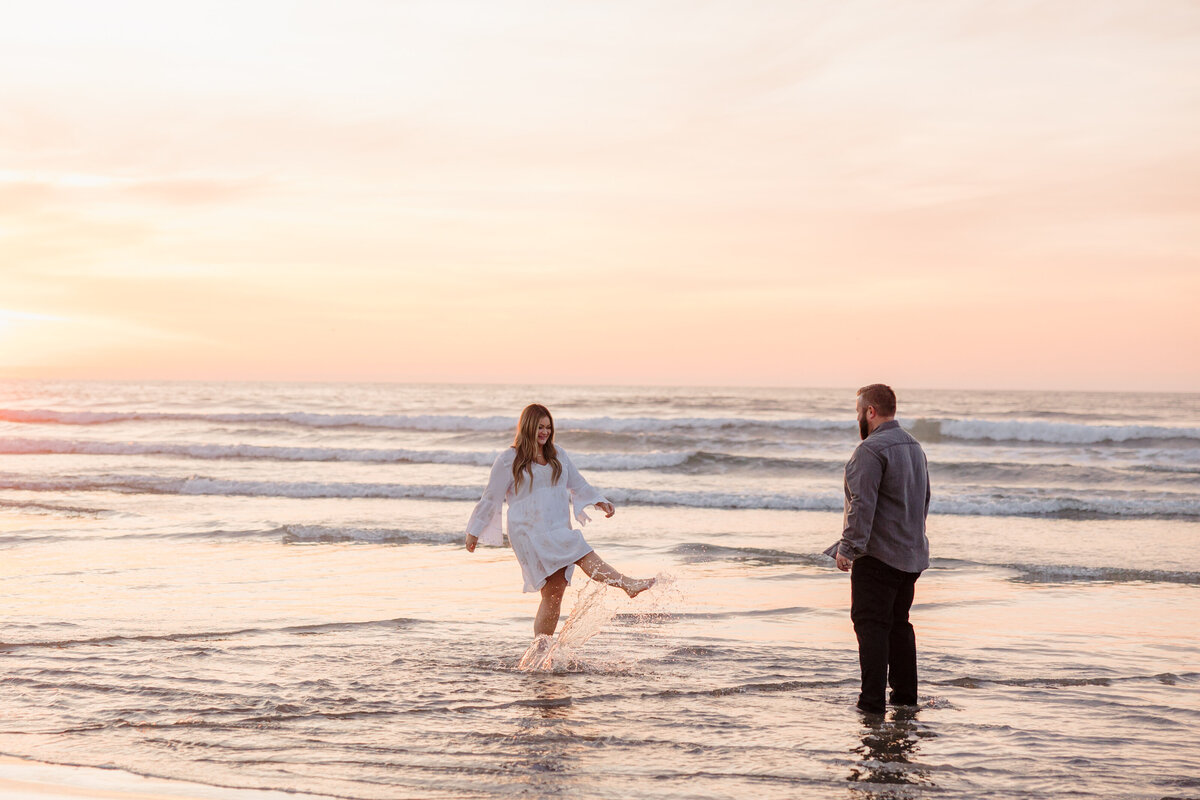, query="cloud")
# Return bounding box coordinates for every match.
[0,1,1196,387]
